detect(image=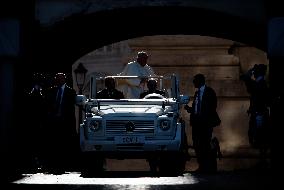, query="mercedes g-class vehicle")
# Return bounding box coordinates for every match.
[76,74,190,175]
